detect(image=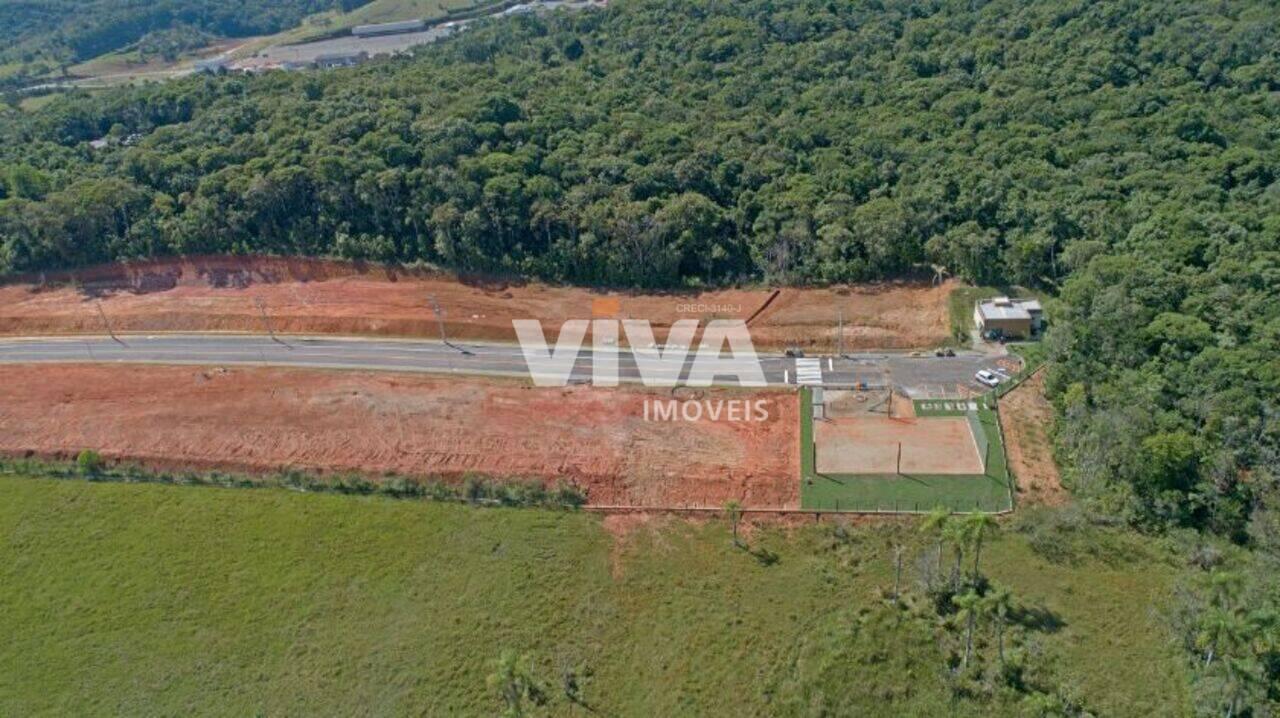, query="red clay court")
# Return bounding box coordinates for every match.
[814,416,984,475]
